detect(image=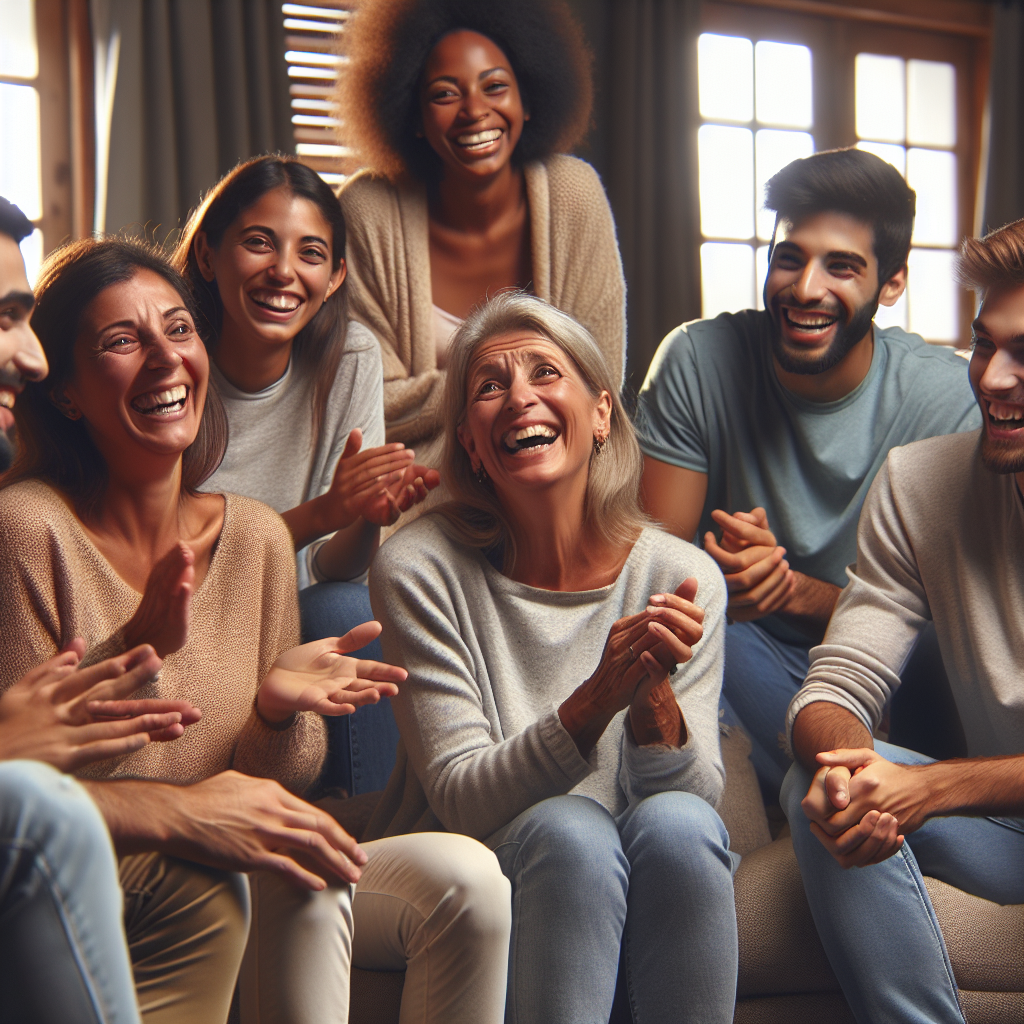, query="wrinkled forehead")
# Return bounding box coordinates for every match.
[466,330,569,372]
